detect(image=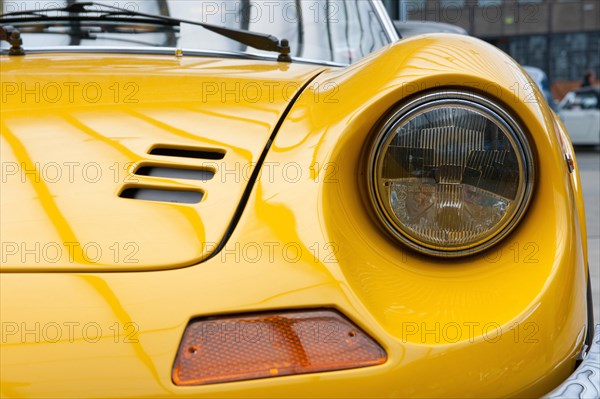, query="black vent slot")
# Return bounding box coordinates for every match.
[120,188,203,204]
[135,166,214,181]
[149,147,225,160]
